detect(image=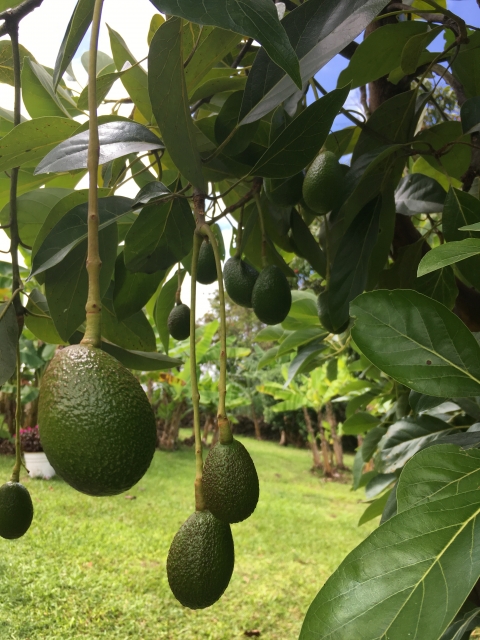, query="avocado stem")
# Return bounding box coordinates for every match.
[233,204,244,259]
[253,191,268,268]
[175,263,182,305]
[81,0,105,349]
[199,224,233,445]
[10,342,21,483]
